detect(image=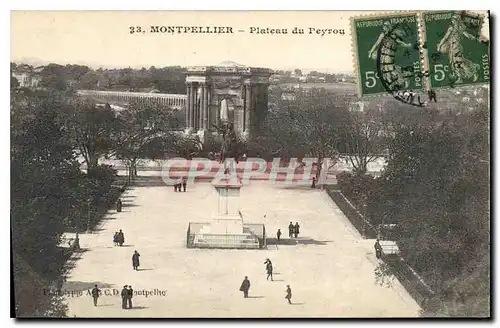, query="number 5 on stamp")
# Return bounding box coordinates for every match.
[422,11,490,89]
[351,13,423,97]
